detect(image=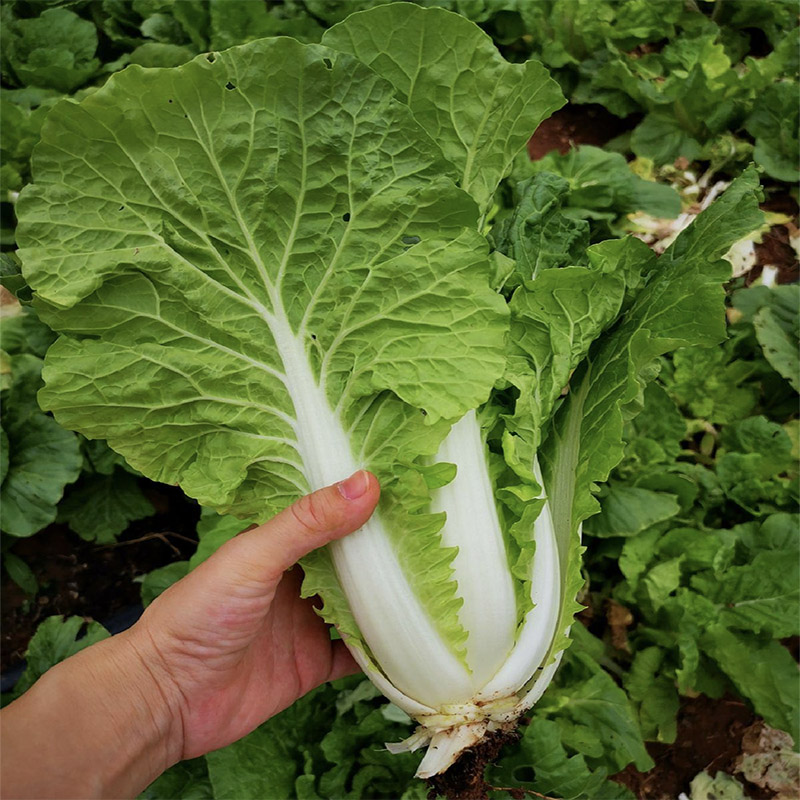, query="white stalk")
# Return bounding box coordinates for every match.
[268,312,474,708]
[347,641,436,717]
[430,410,517,688]
[476,477,560,700]
[416,725,489,779]
[515,648,564,714]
